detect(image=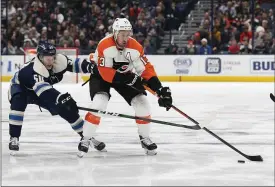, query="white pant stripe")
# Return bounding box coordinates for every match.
[71,117,83,127]
[75,128,83,133]
[9,119,23,126]
[36,86,52,96]
[33,82,49,90]
[10,110,24,116]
